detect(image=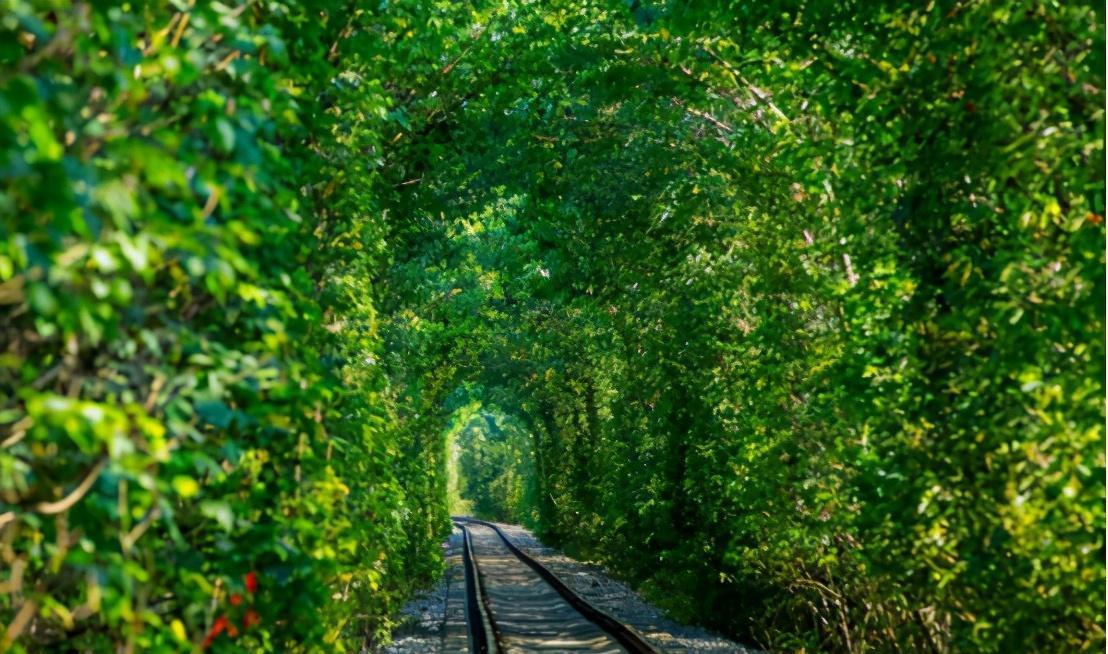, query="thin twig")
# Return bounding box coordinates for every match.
[33,458,106,515]
[2,600,37,650]
[703,46,791,123]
